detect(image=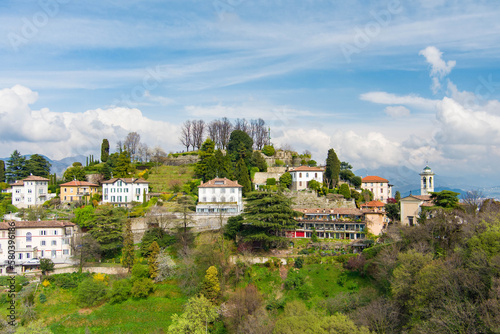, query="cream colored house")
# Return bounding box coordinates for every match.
[289,166,324,191]
[400,195,433,226]
[361,176,393,203]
